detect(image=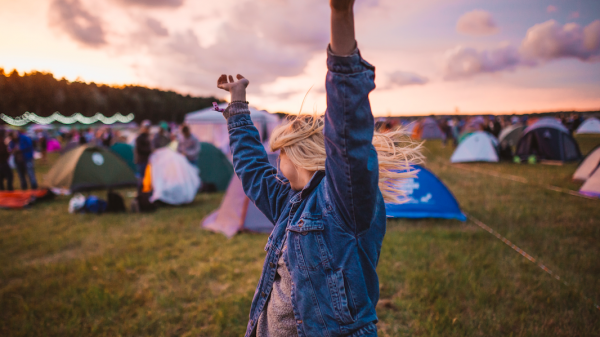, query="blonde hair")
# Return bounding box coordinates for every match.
[270,115,424,204]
